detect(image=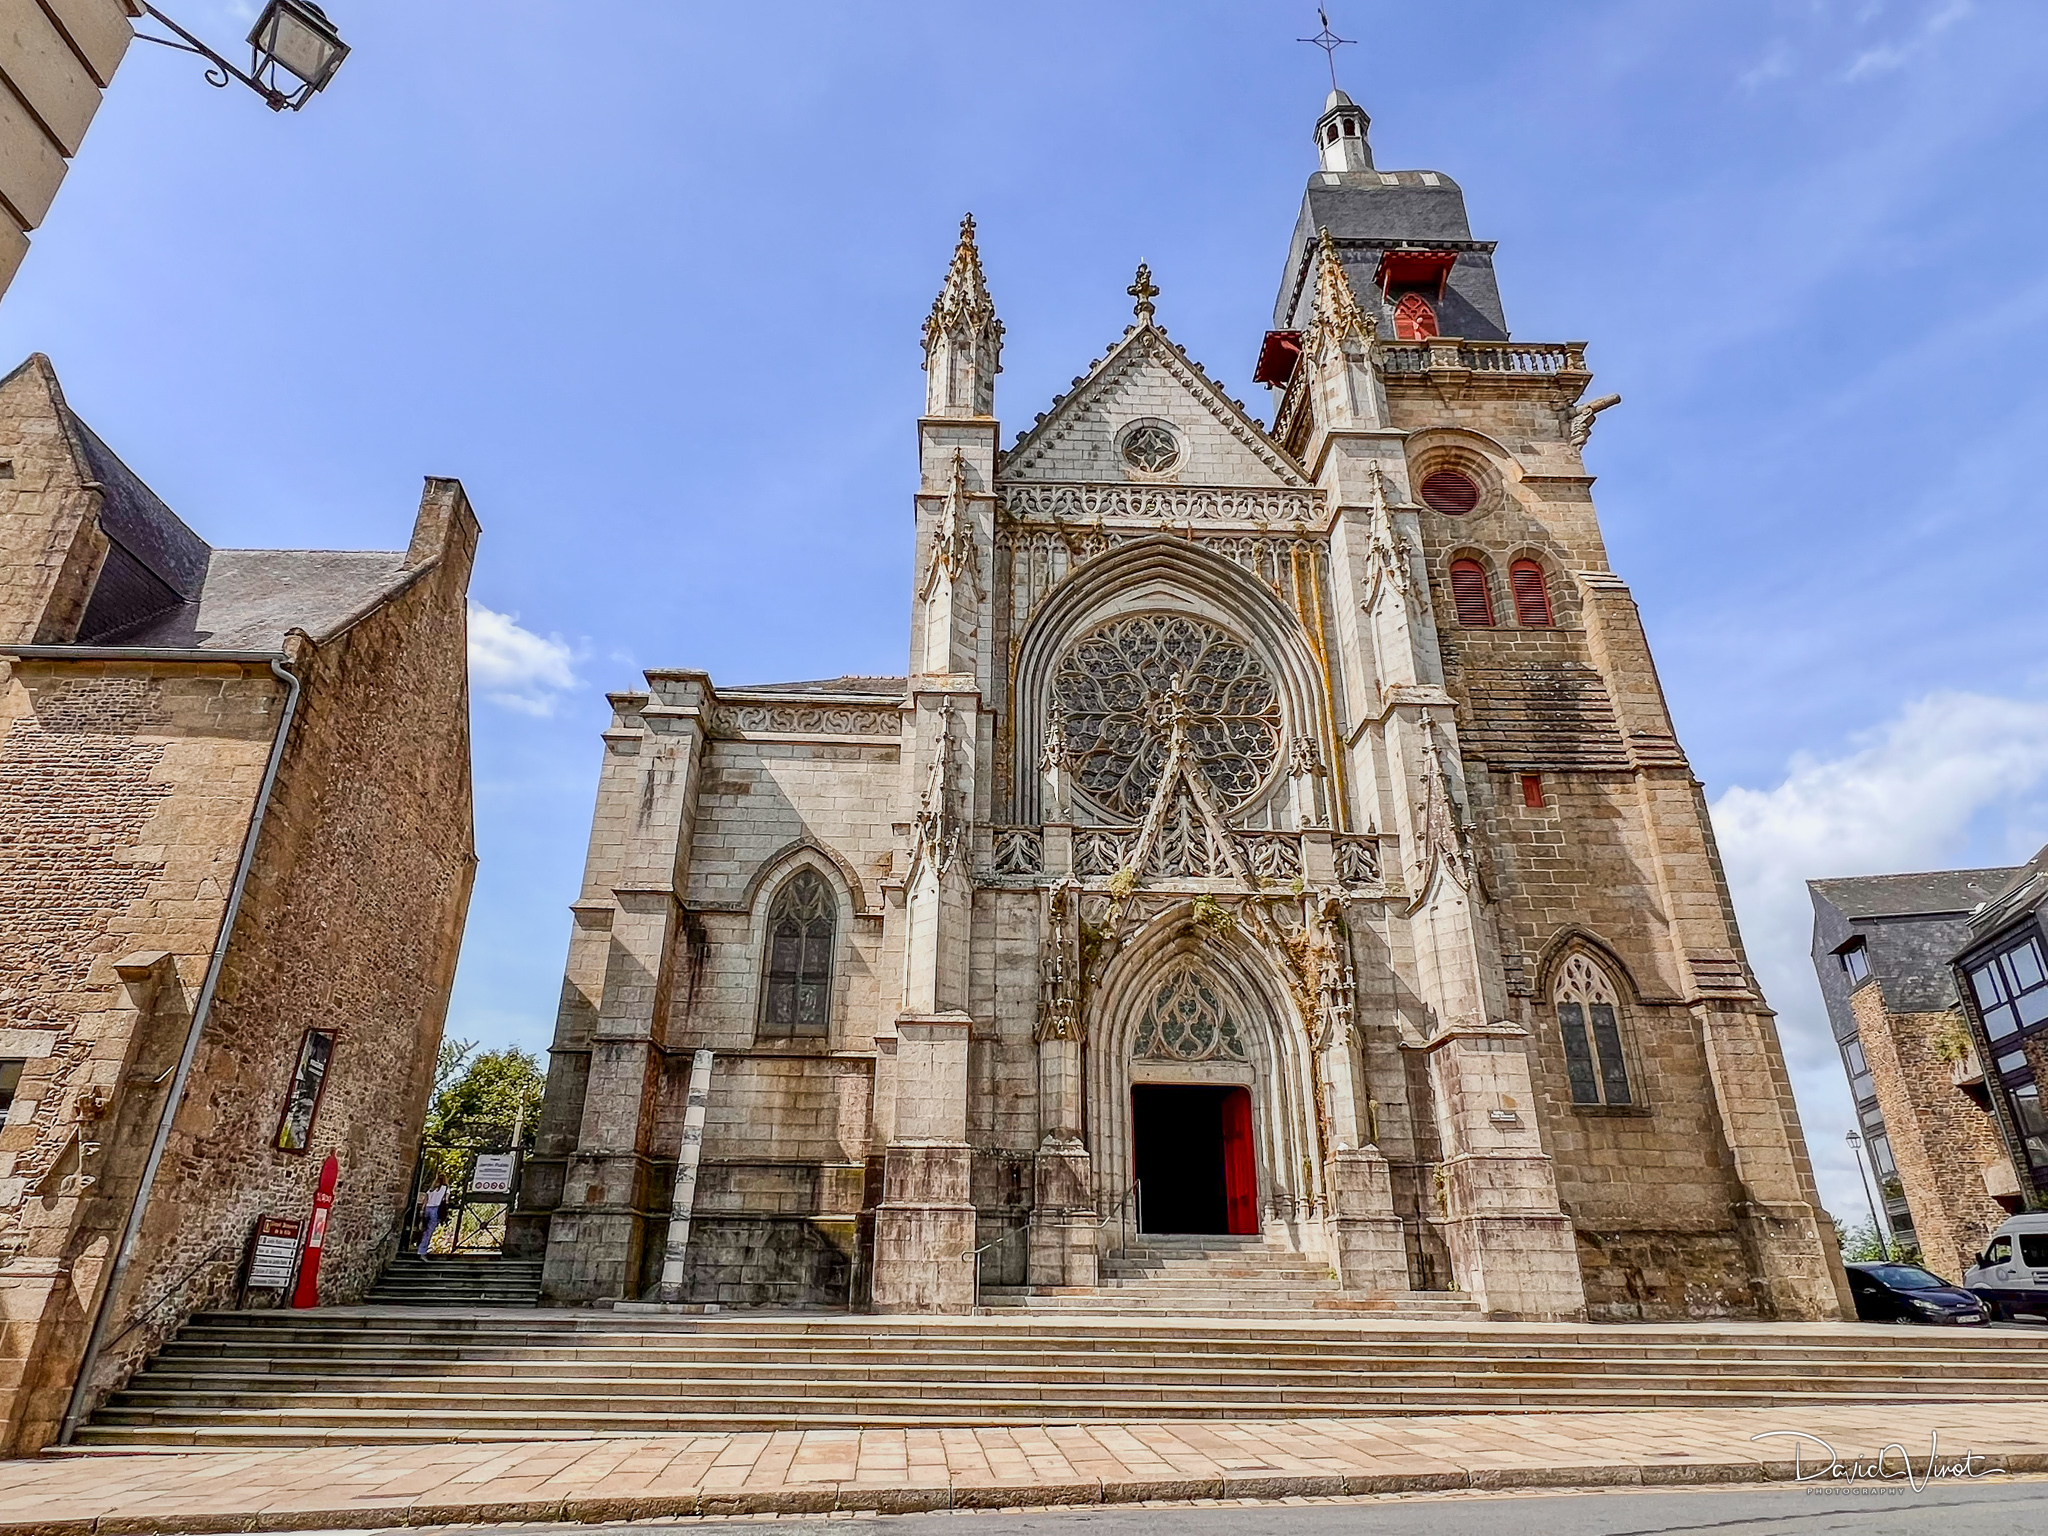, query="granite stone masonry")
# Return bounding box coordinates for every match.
[1809,870,2027,1278]
[0,355,477,1453]
[521,91,1848,1326]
